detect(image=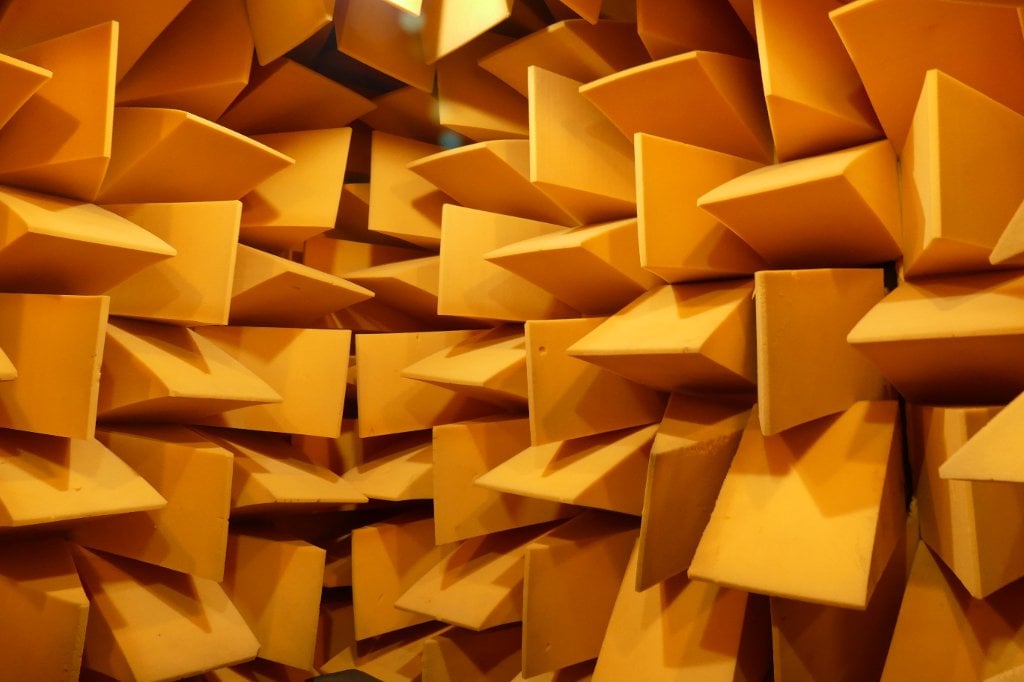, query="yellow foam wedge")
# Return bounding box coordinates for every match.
[0,537,89,682]
[351,514,451,639]
[755,268,888,435]
[73,545,259,681]
[568,280,756,394]
[71,426,233,581]
[528,66,636,225]
[240,128,352,251]
[420,0,513,63]
[911,404,1024,598]
[940,392,1024,483]
[486,219,660,315]
[221,533,325,669]
[101,200,240,325]
[580,51,772,164]
[191,326,351,438]
[114,0,253,121]
[0,53,51,131]
[636,393,750,590]
[698,140,901,267]
[0,293,108,439]
[246,0,334,65]
[476,425,658,515]
[230,244,373,326]
[901,69,1024,278]
[525,318,667,445]
[847,271,1024,404]
[421,625,524,682]
[689,401,904,609]
[635,133,765,283]
[438,205,578,321]
[342,435,433,501]
[217,59,374,135]
[0,186,176,295]
[334,0,435,93]
[0,431,165,528]
[522,512,637,677]
[433,417,573,544]
[636,0,755,60]
[754,0,881,161]
[97,106,294,203]
[408,141,577,226]
[368,131,449,248]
